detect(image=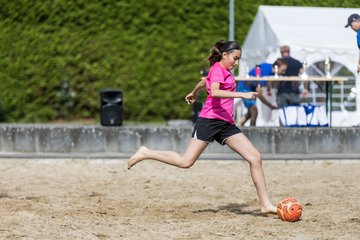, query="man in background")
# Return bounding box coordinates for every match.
[276,45,308,108]
[345,13,360,73]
